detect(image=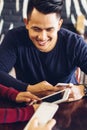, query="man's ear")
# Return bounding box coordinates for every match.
[58,19,63,31]
[23,18,29,29]
[23,18,28,25]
